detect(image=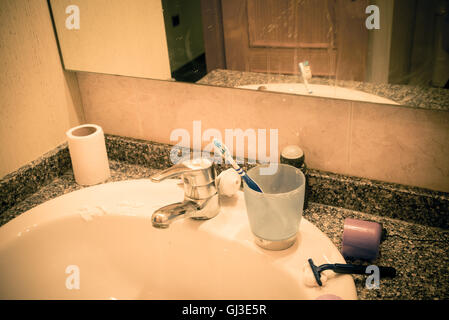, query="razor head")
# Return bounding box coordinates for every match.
[308,258,323,286]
